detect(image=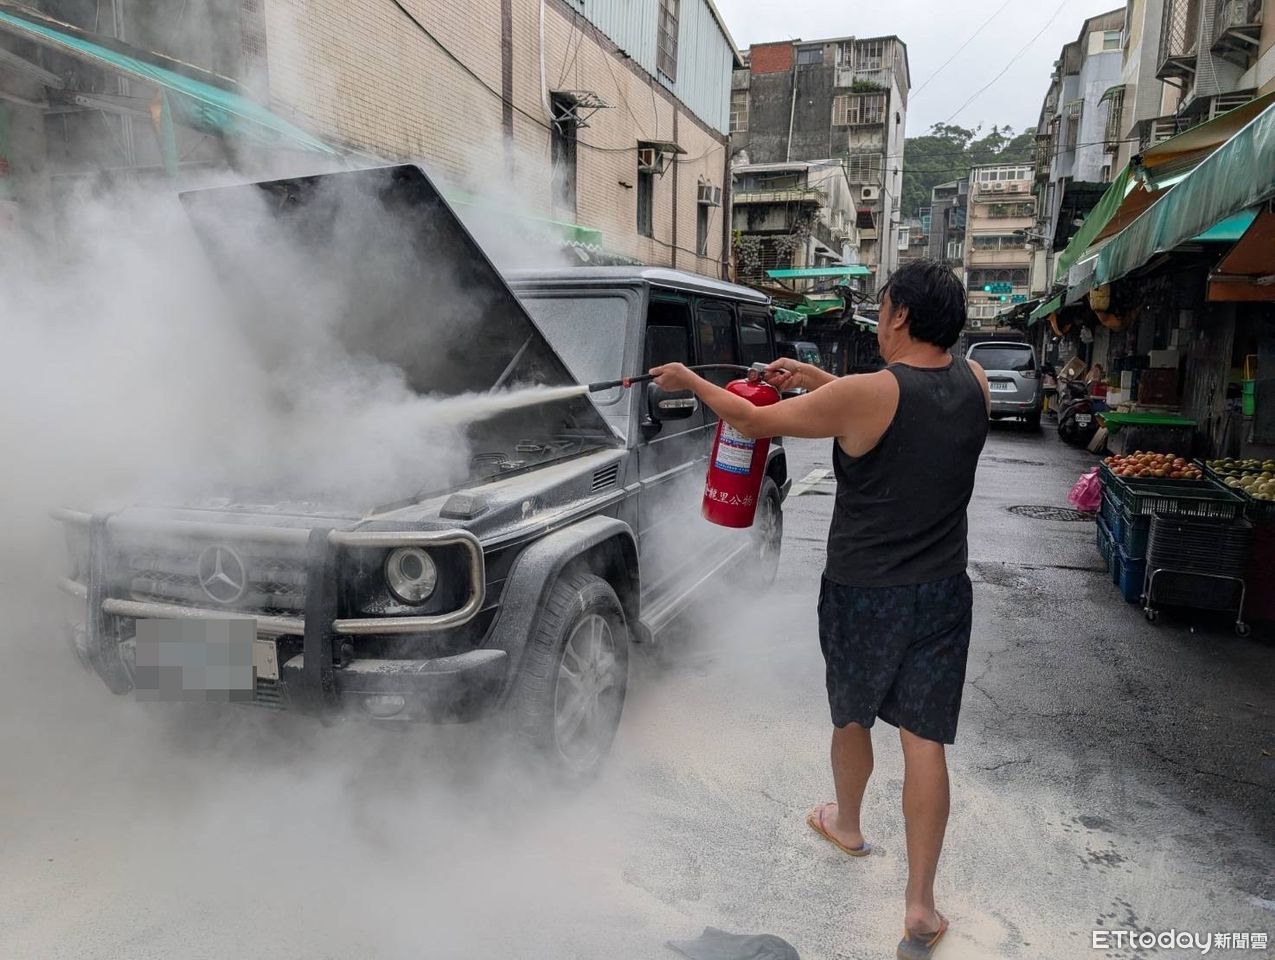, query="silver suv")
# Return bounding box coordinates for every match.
[966,341,1042,430]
